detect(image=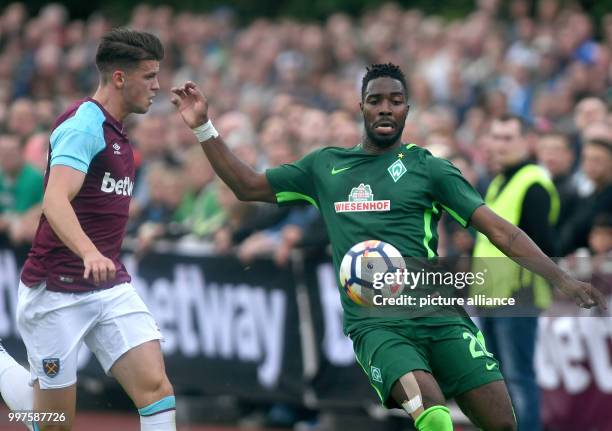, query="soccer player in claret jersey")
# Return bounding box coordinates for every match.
[0,29,176,431]
[172,63,606,431]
